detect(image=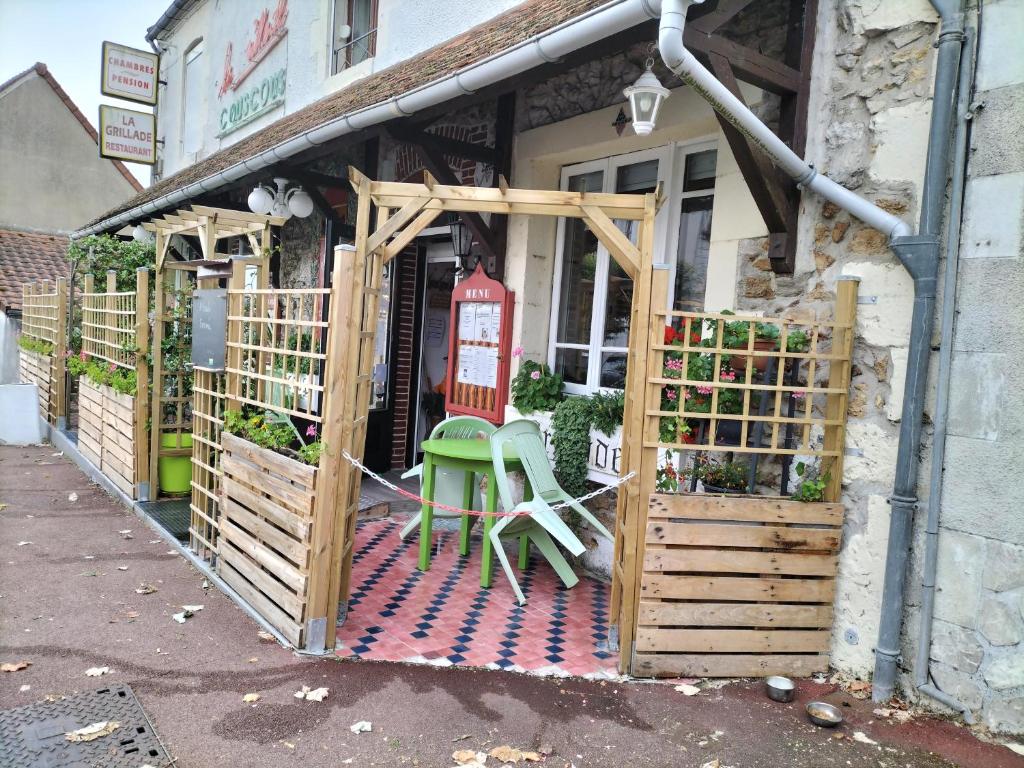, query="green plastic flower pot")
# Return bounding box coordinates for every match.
[158,433,193,494]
